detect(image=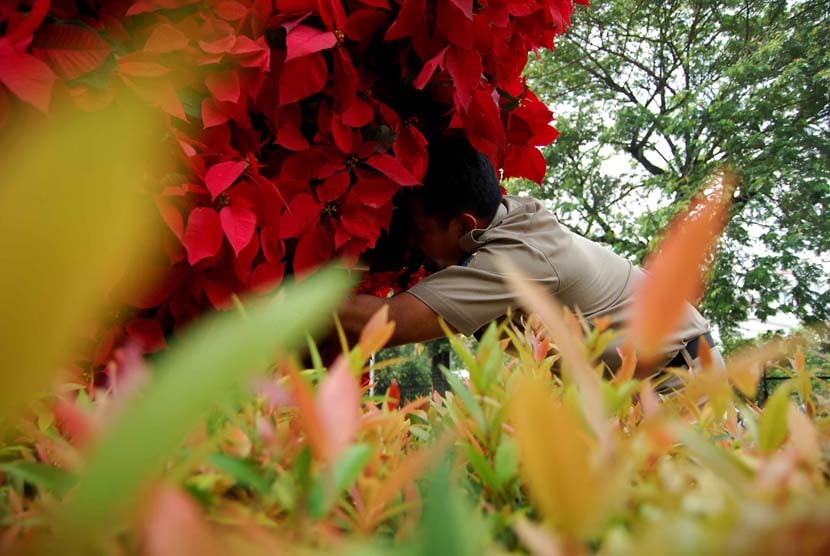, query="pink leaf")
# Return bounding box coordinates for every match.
[205,161,246,199]
[316,356,361,462]
[285,25,337,61]
[183,208,224,265]
[219,205,257,255]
